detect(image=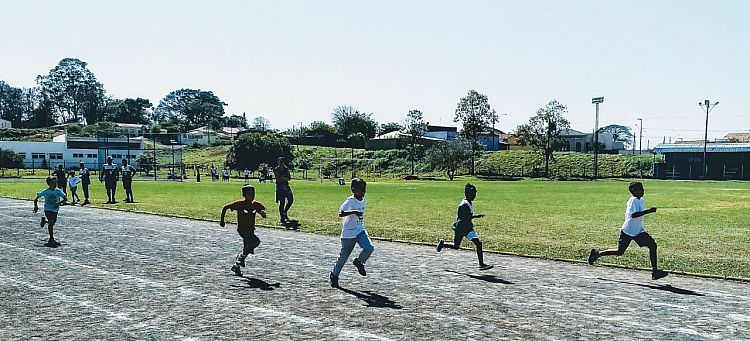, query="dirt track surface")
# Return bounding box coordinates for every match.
[0,197,748,340]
